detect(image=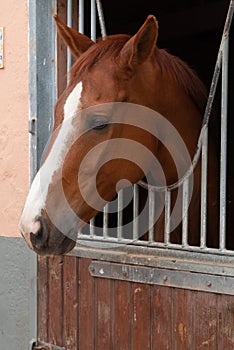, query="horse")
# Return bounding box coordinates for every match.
[19,14,219,255]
